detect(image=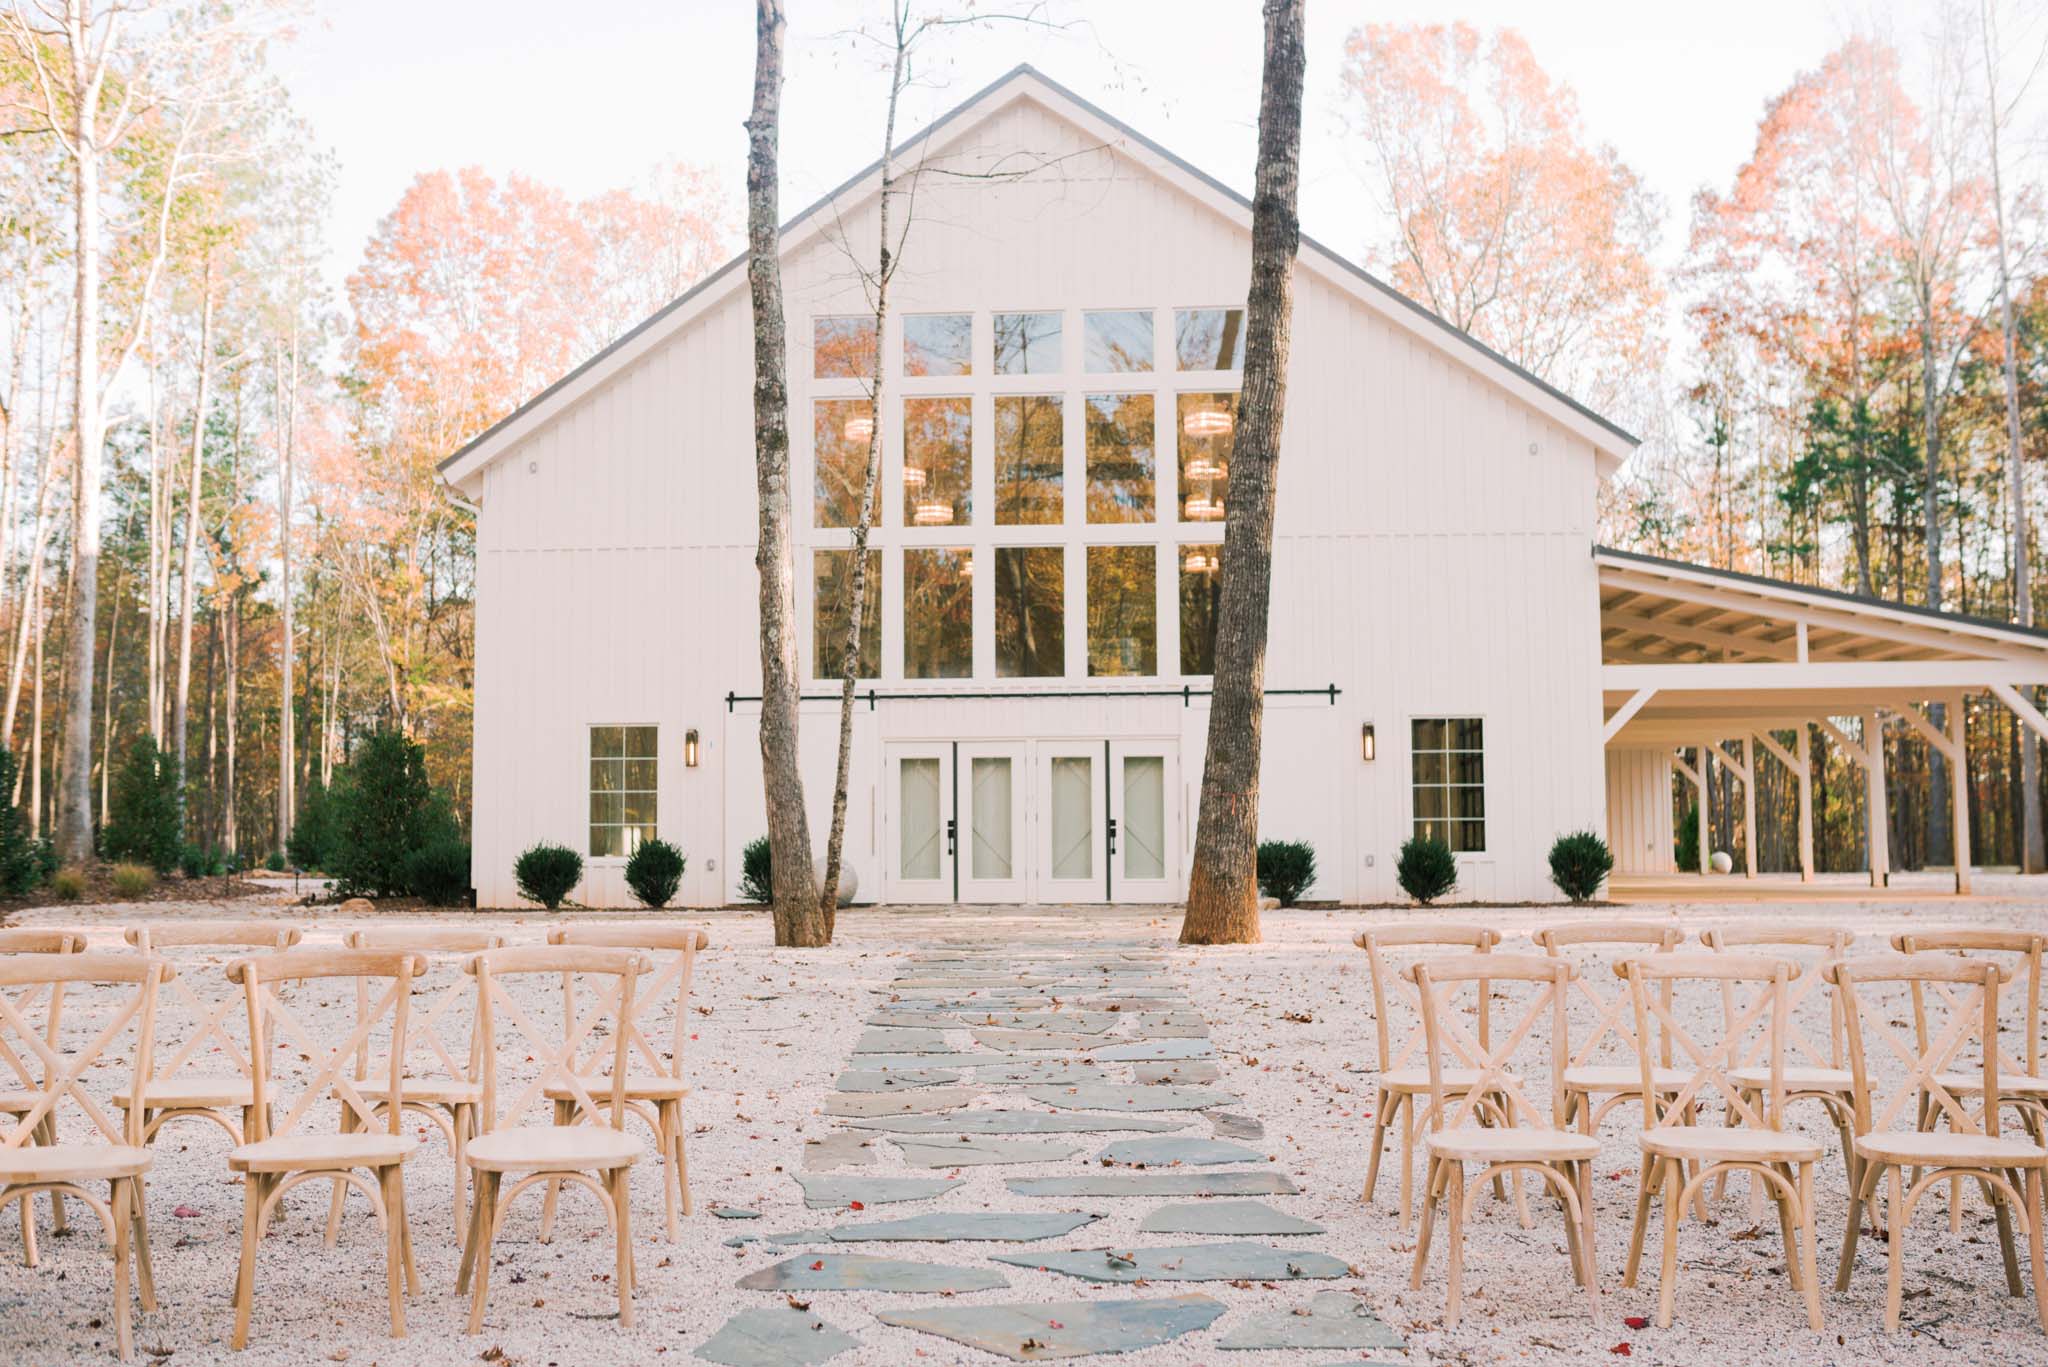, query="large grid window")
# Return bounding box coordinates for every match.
[590,726,657,858]
[1411,718,1484,853]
